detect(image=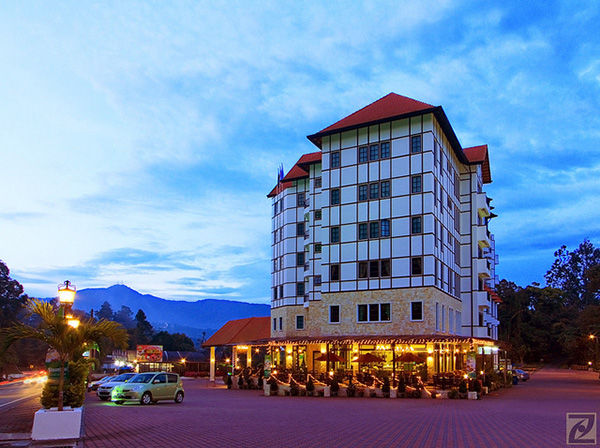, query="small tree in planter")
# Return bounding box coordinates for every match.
[458,379,468,399]
[330,379,339,397]
[397,377,406,398]
[257,375,264,390]
[381,376,391,398]
[290,380,300,396]
[238,375,244,389]
[346,378,356,397]
[226,374,233,389]
[474,379,482,399]
[268,377,278,396]
[448,389,459,399]
[306,377,315,396]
